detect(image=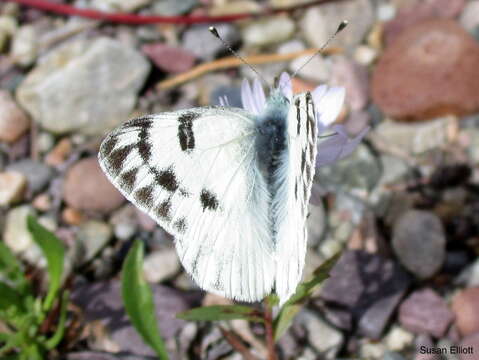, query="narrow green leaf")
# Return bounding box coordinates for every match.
[0,242,25,285]
[177,305,264,323]
[121,240,169,360]
[274,252,341,340]
[45,291,69,350]
[26,216,65,311]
